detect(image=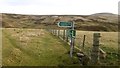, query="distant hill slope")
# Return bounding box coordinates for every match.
[0,13,118,31]
[87,13,118,23]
